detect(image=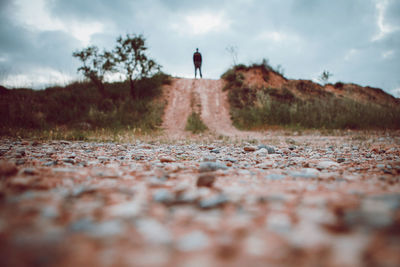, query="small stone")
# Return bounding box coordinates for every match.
[67,153,76,159]
[286,138,296,144]
[62,158,75,164]
[376,164,385,169]
[0,161,18,177]
[337,158,345,163]
[266,213,292,233]
[244,146,257,152]
[257,161,274,169]
[16,148,26,157]
[153,189,174,204]
[197,174,216,187]
[43,161,57,167]
[177,231,210,251]
[289,168,320,179]
[199,162,227,172]
[23,168,37,175]
[199,194,228,209]
[16,159,26,165]
[258,145,276,154]
[210,149,220,154]
[108,201,141,218]
[90,220,124,238]
[265,174,286,180]
[136,218,172,244]
[254,148,269,156]
[317,160,339,170]
[224,157,237,163]
[97,156,109,162]
[202,155,217,162]
[159,156,176,163]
